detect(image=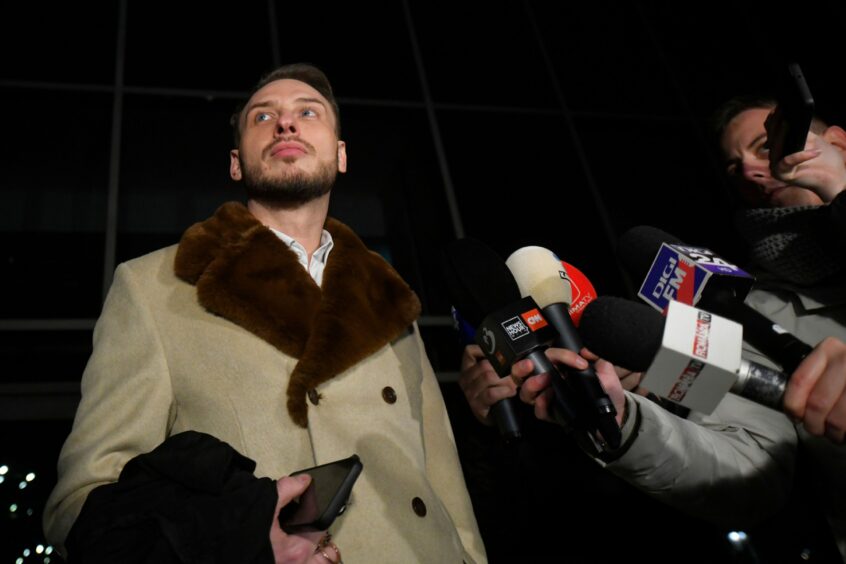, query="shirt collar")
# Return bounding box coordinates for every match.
[269,227,334,284]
